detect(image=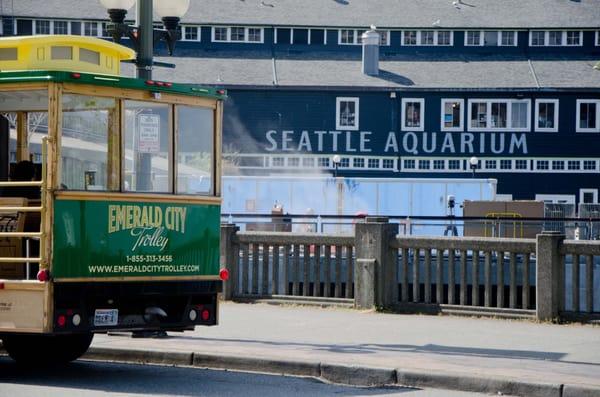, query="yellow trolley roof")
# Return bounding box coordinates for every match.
[0,35,136,75]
